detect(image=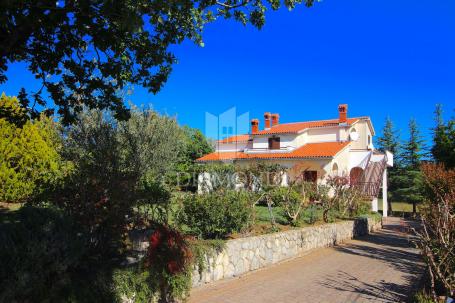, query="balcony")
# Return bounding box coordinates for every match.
[243,146,296,154]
